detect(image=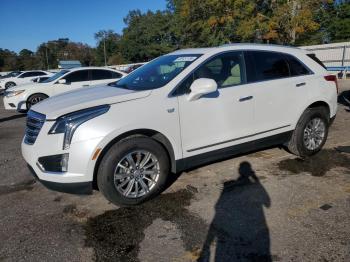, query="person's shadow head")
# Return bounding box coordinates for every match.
[198,161,272,262]
[223,161,260,193]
